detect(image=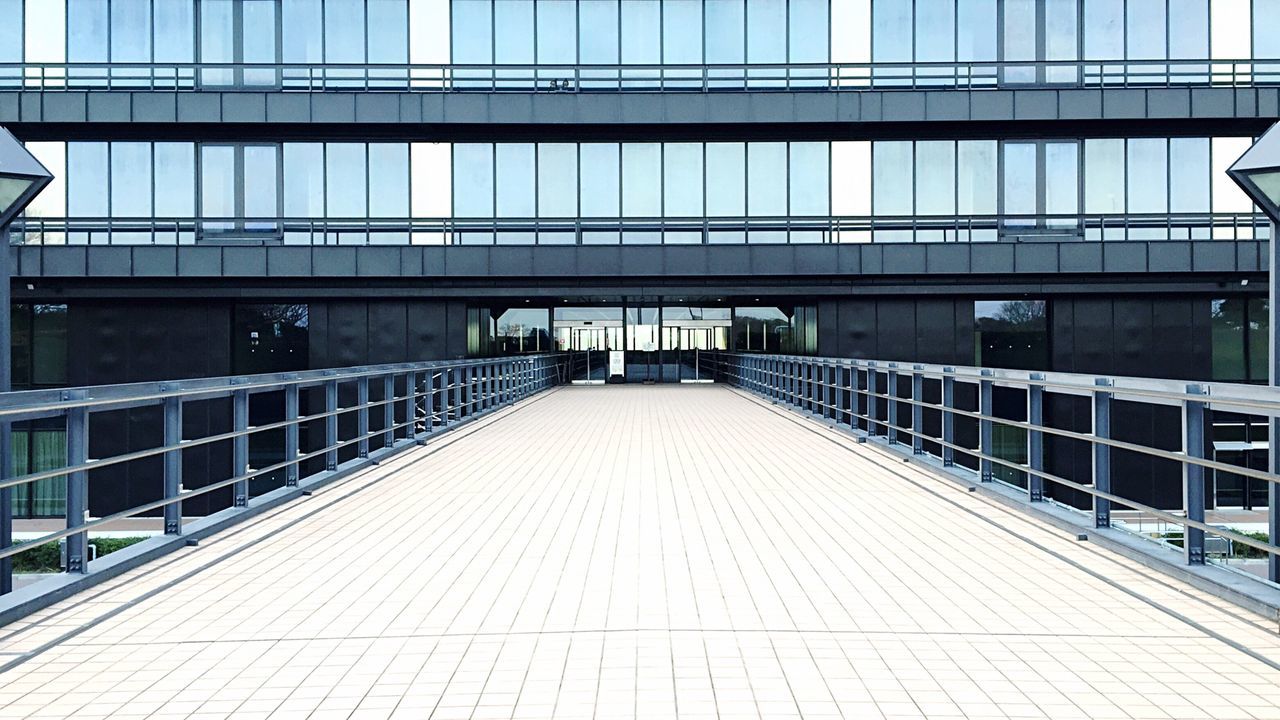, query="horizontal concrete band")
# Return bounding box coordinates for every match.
[2,87,1278,131]
[11,240,1267,281]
